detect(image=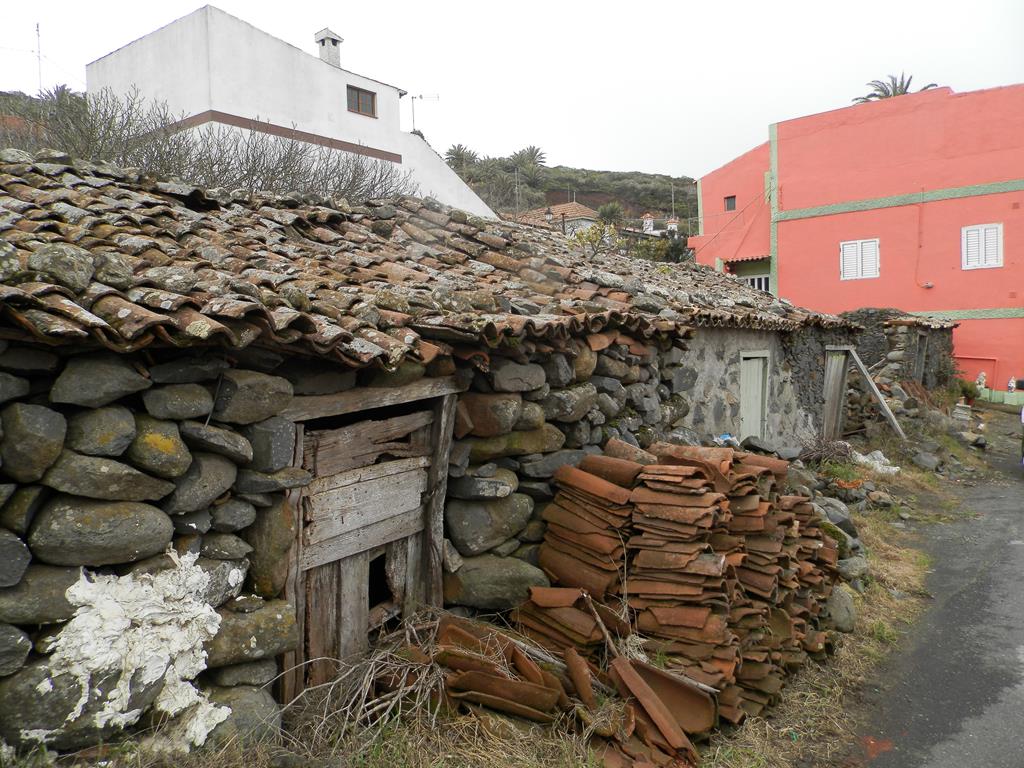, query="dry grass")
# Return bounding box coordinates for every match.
[700,512,929,768]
